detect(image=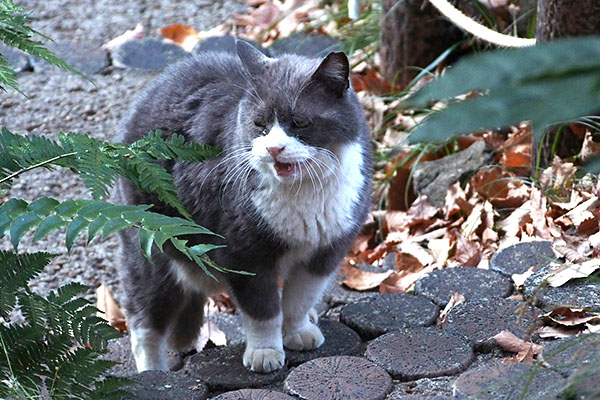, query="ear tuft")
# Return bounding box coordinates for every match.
[311,52,350,96]
[236,39,269,75]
